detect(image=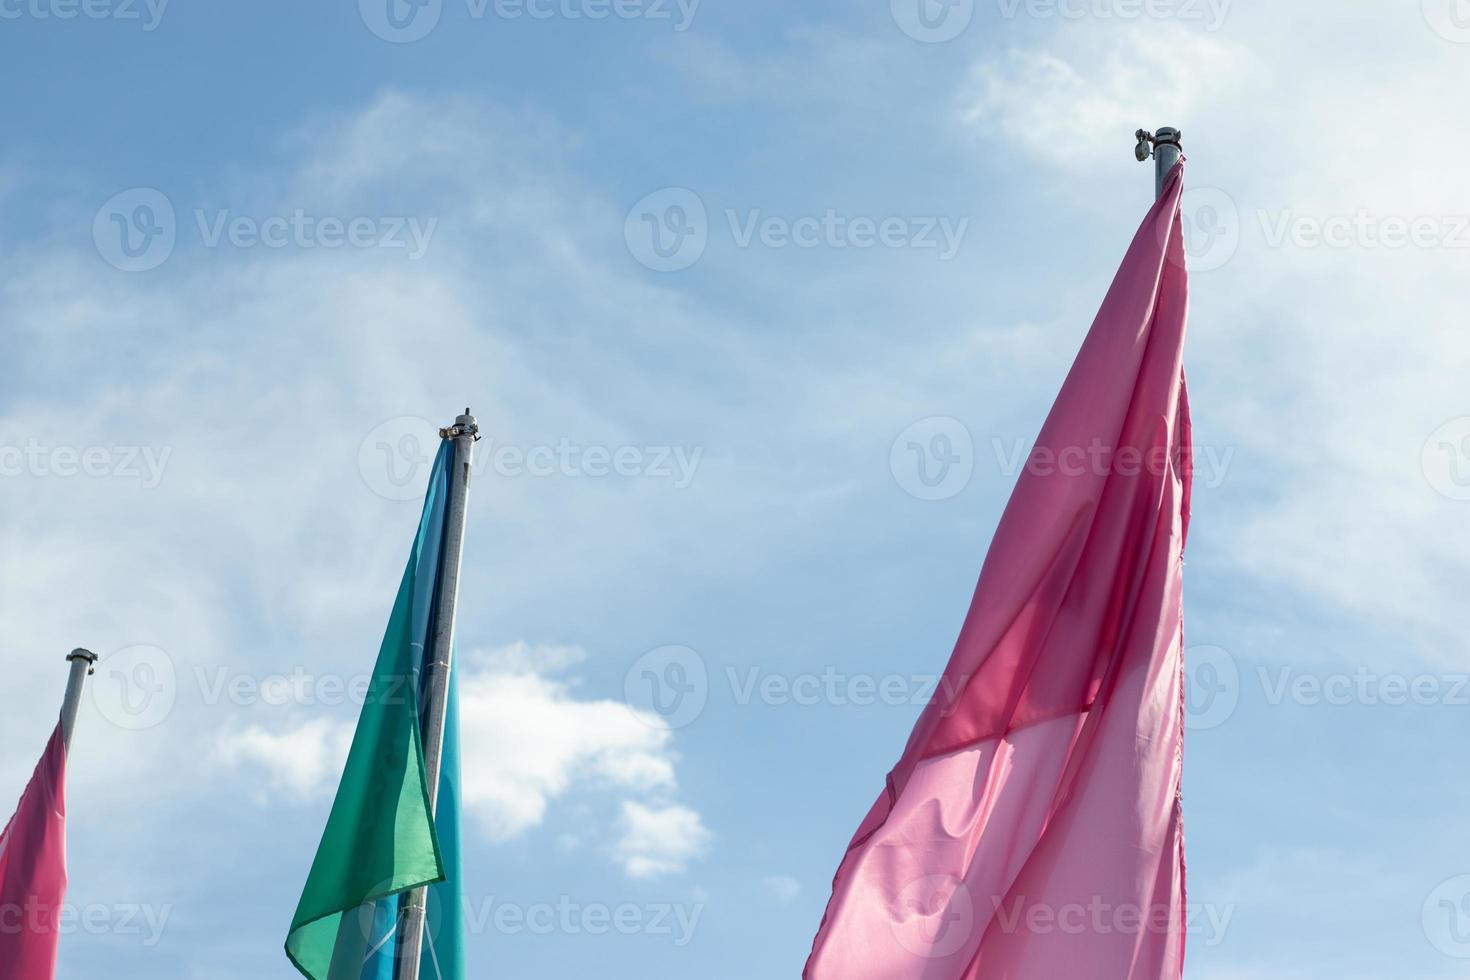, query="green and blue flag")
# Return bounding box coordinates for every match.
[286,442,464,980]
